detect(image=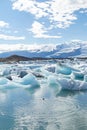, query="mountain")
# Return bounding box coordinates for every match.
[0,41,87,58]
[0,55,31,62]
